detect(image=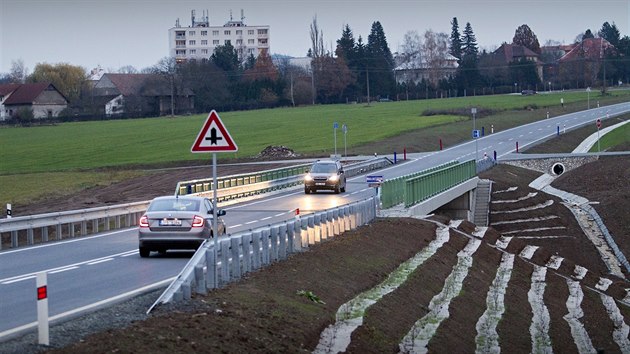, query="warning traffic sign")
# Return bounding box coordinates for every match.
[596,118,602,129]
[191,110,238,153]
